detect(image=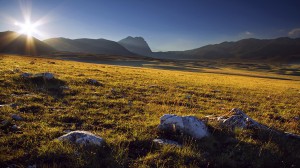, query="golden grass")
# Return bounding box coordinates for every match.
[0,54,299,167]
